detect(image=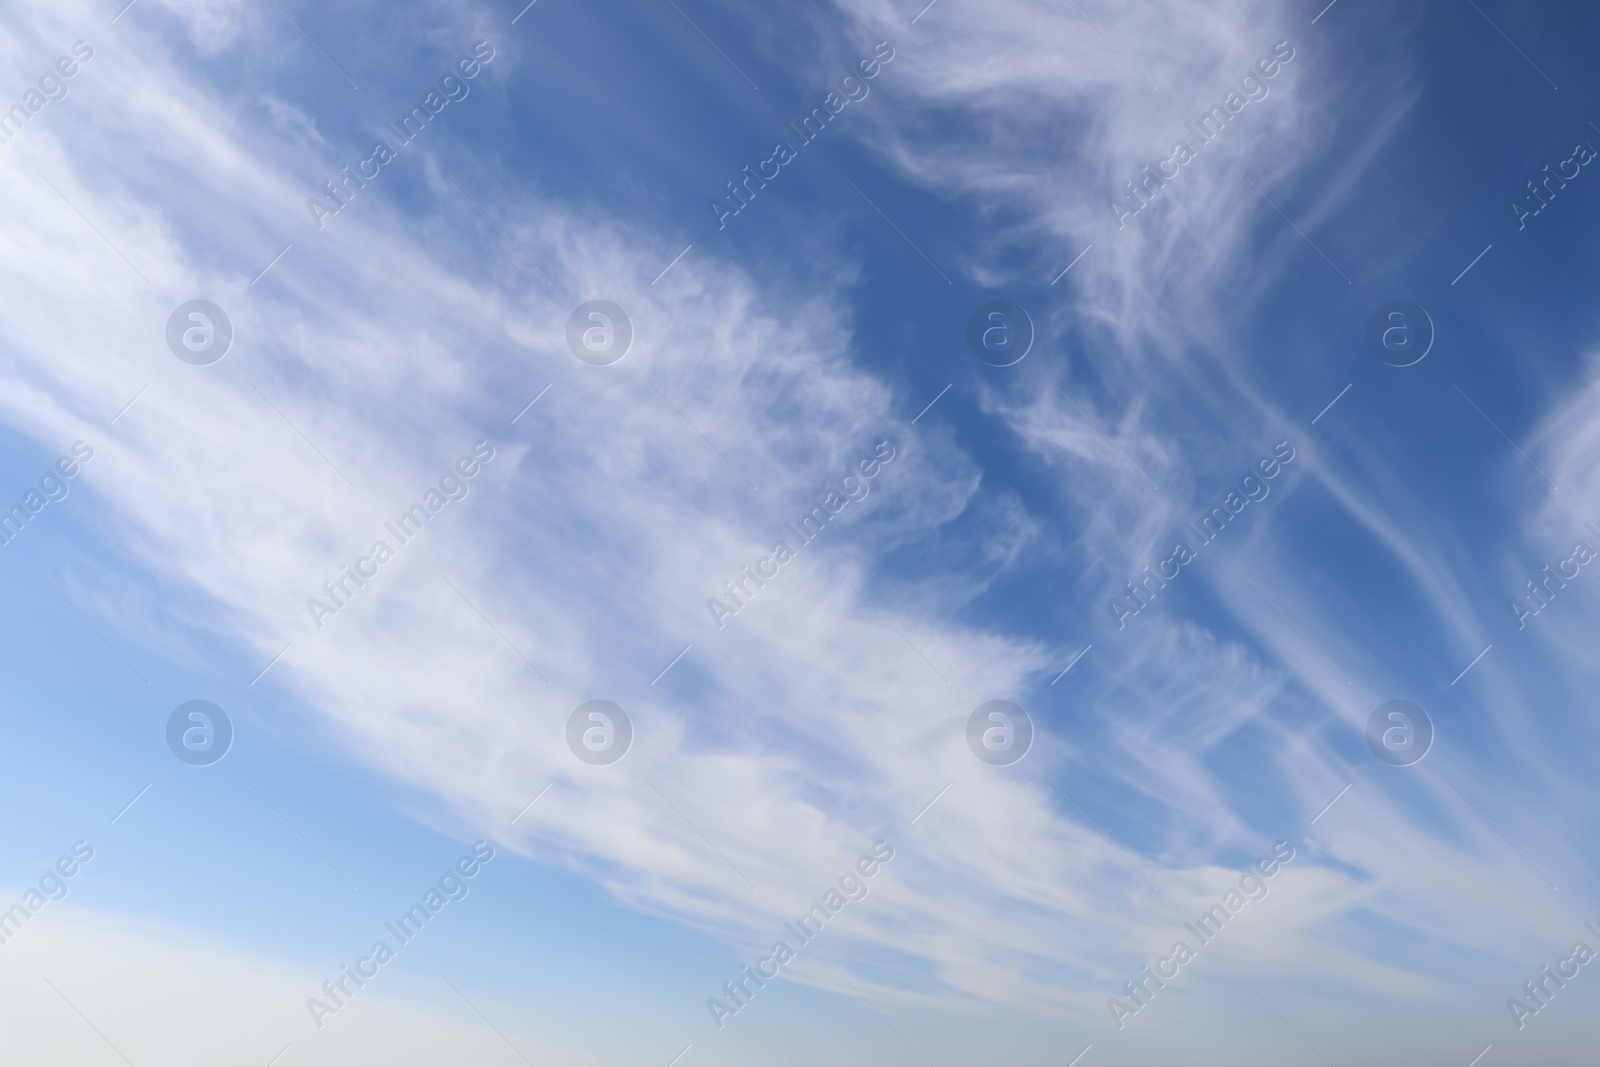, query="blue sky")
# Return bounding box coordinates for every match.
[2,0,1600,1063]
